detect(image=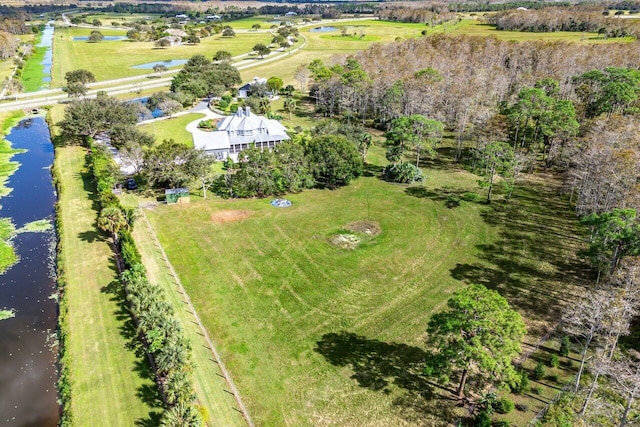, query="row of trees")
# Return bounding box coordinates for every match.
[89,144,203,427]
[488,6,638,37]
[214,135,362,198]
